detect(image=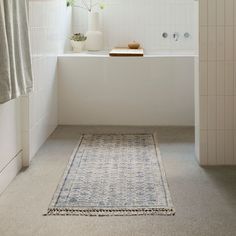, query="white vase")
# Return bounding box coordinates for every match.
[86,12,103,51]
[71,40,85,53]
